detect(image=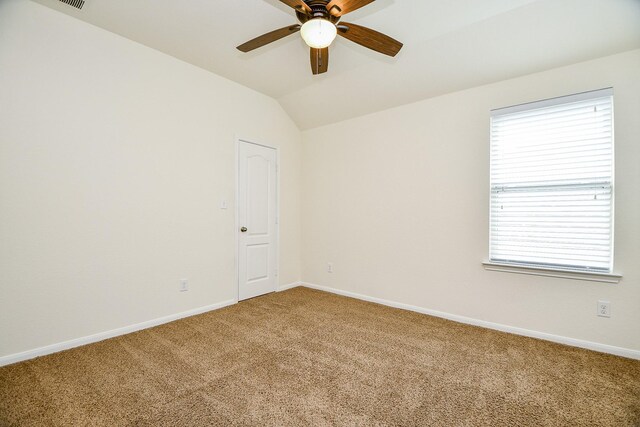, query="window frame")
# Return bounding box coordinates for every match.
[485,88,620,282]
